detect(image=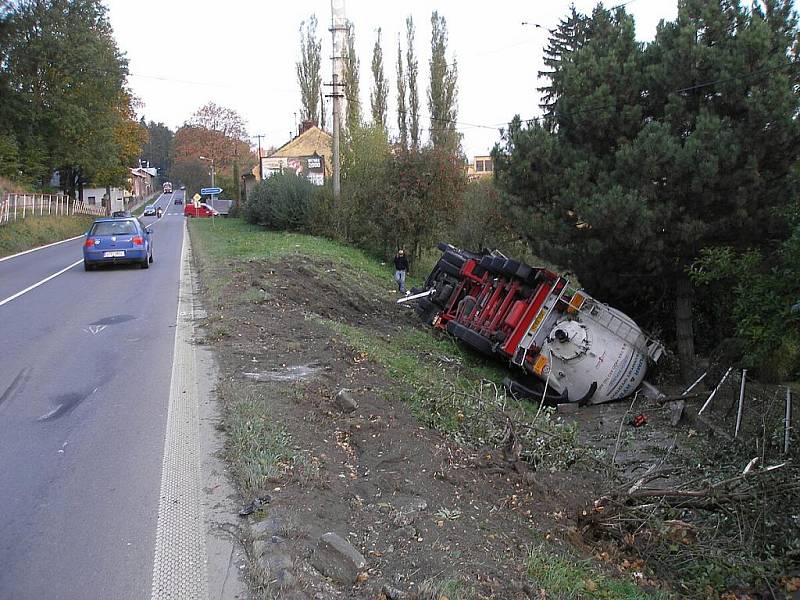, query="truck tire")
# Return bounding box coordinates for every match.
[442,250,466,269]
[446,321,494,356]
[437,260,462,278]
[500,259,521,278]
